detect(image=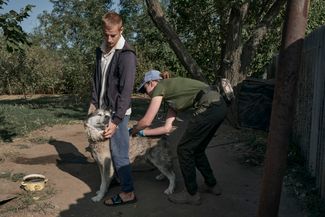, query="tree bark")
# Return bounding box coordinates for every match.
[221,0,286,87]
[145,0,207,83]
[221,3,248,86]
